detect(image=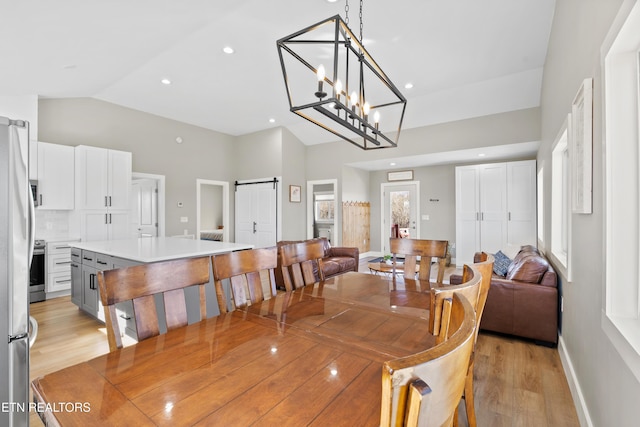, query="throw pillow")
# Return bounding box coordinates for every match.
[493,250,512,276]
